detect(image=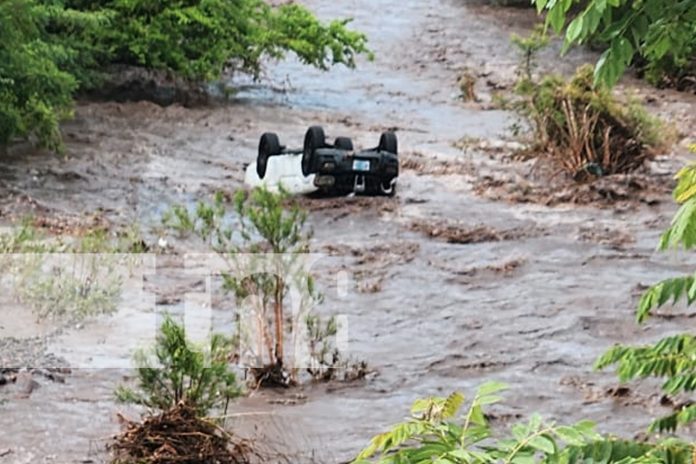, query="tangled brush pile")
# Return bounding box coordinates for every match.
[110,402,252,464]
